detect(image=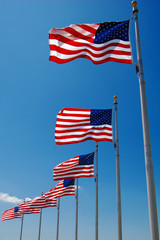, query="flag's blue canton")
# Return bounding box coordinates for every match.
[90,109,112,126]
[14,206,19,212]
[79,152,94,165]
[63,179,75,187]
[94,20,129,44]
